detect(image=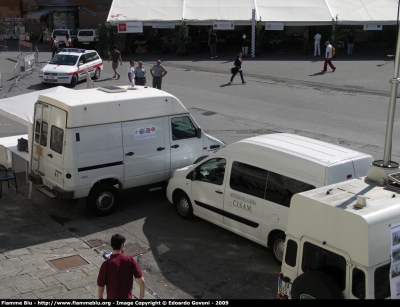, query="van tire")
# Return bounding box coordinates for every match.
[70,74,78,88]
[291,271,344,299]
[94,68,101,80]
[88,183,120,216]
[175,192,194,219]
[271,232,286,265]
